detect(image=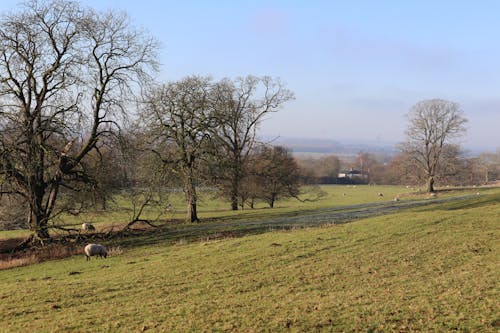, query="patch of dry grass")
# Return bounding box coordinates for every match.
[0,244,82,270]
